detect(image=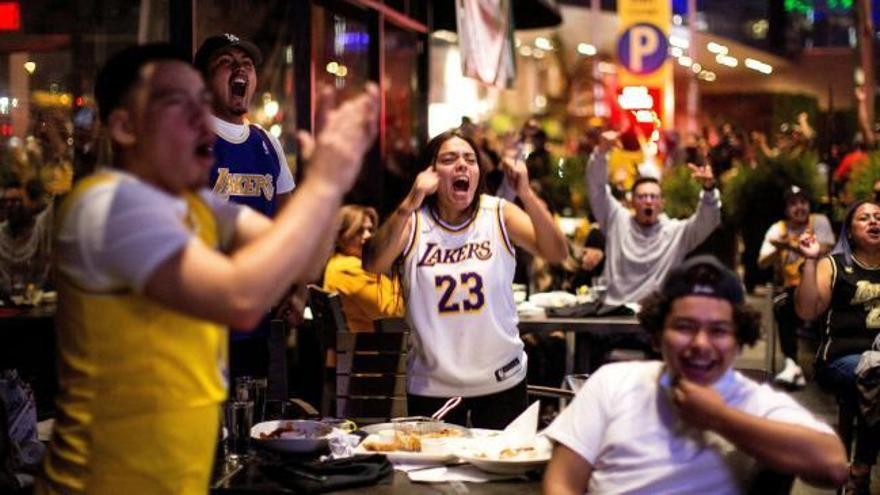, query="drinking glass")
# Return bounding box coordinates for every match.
[592,276,608,302]
[251,378,268,423]
[225,400,253,460]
